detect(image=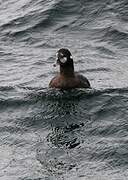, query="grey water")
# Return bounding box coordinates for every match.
[0,0,128,179]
